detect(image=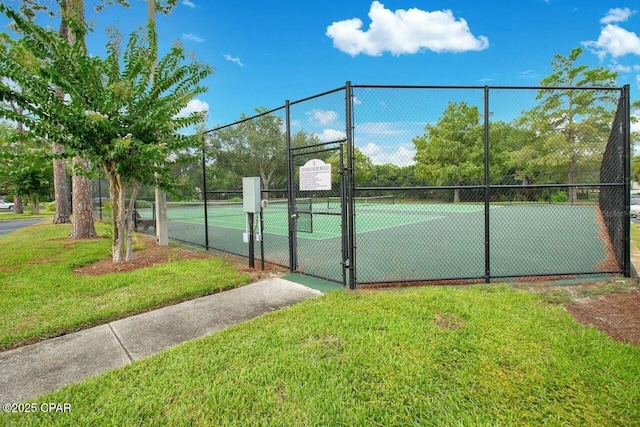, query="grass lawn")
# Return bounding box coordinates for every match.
[0,212,54,221]
[631,222,640,251]
[0,223,251,350]
[4,286,639,426]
